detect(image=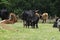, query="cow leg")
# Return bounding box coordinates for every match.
[31,22,35,28]
[23,20,26,27]
[25,23,27,28]
[42,19,44,23]
[59,25,60,31]
[43,19,46,23]
[36,24,38,28]
[27,23,29,28]
[26,22,29,28]
[25,24,27,28]
[23,23,25,27]
[44,19,45,23]
[45,19,46,23]
[32,25,35,28]
[25,25,27,28]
